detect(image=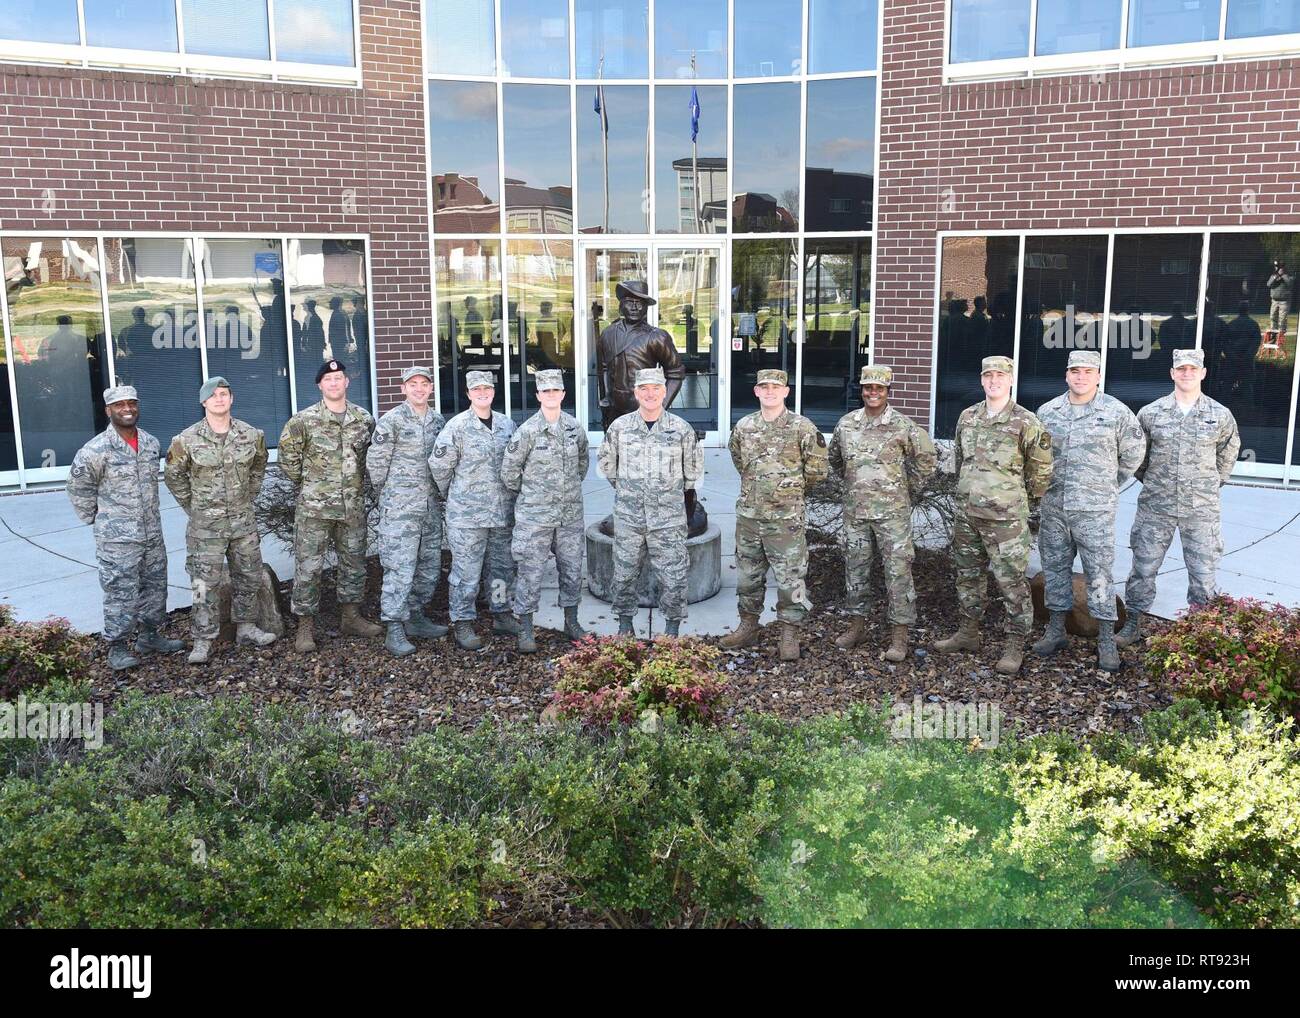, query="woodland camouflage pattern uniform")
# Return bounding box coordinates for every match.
[829,366,936,625]
[597,367,704,621]
[164,393,270,640]
[729,369,828,624]
[66,386,167,644]
[367,369,447,623]
[952,357,1054,637]
[501,370,590,616]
